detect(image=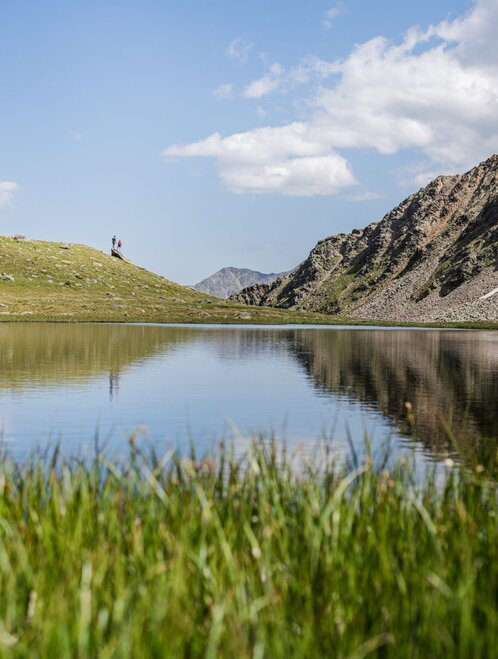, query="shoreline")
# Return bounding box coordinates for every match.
[0,317,497,330]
